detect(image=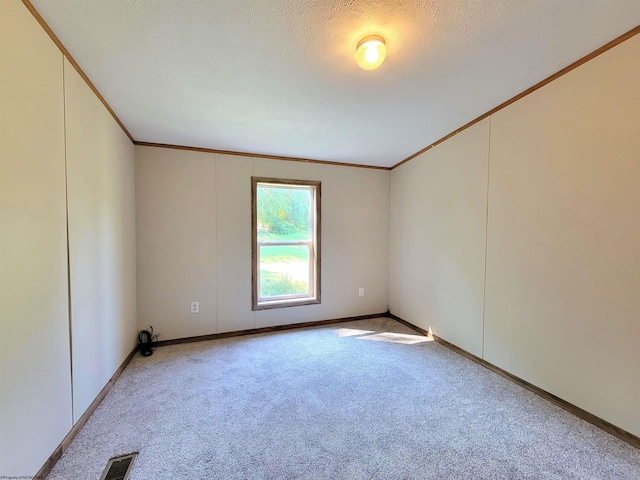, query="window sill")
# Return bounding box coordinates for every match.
[253,297,320,311]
